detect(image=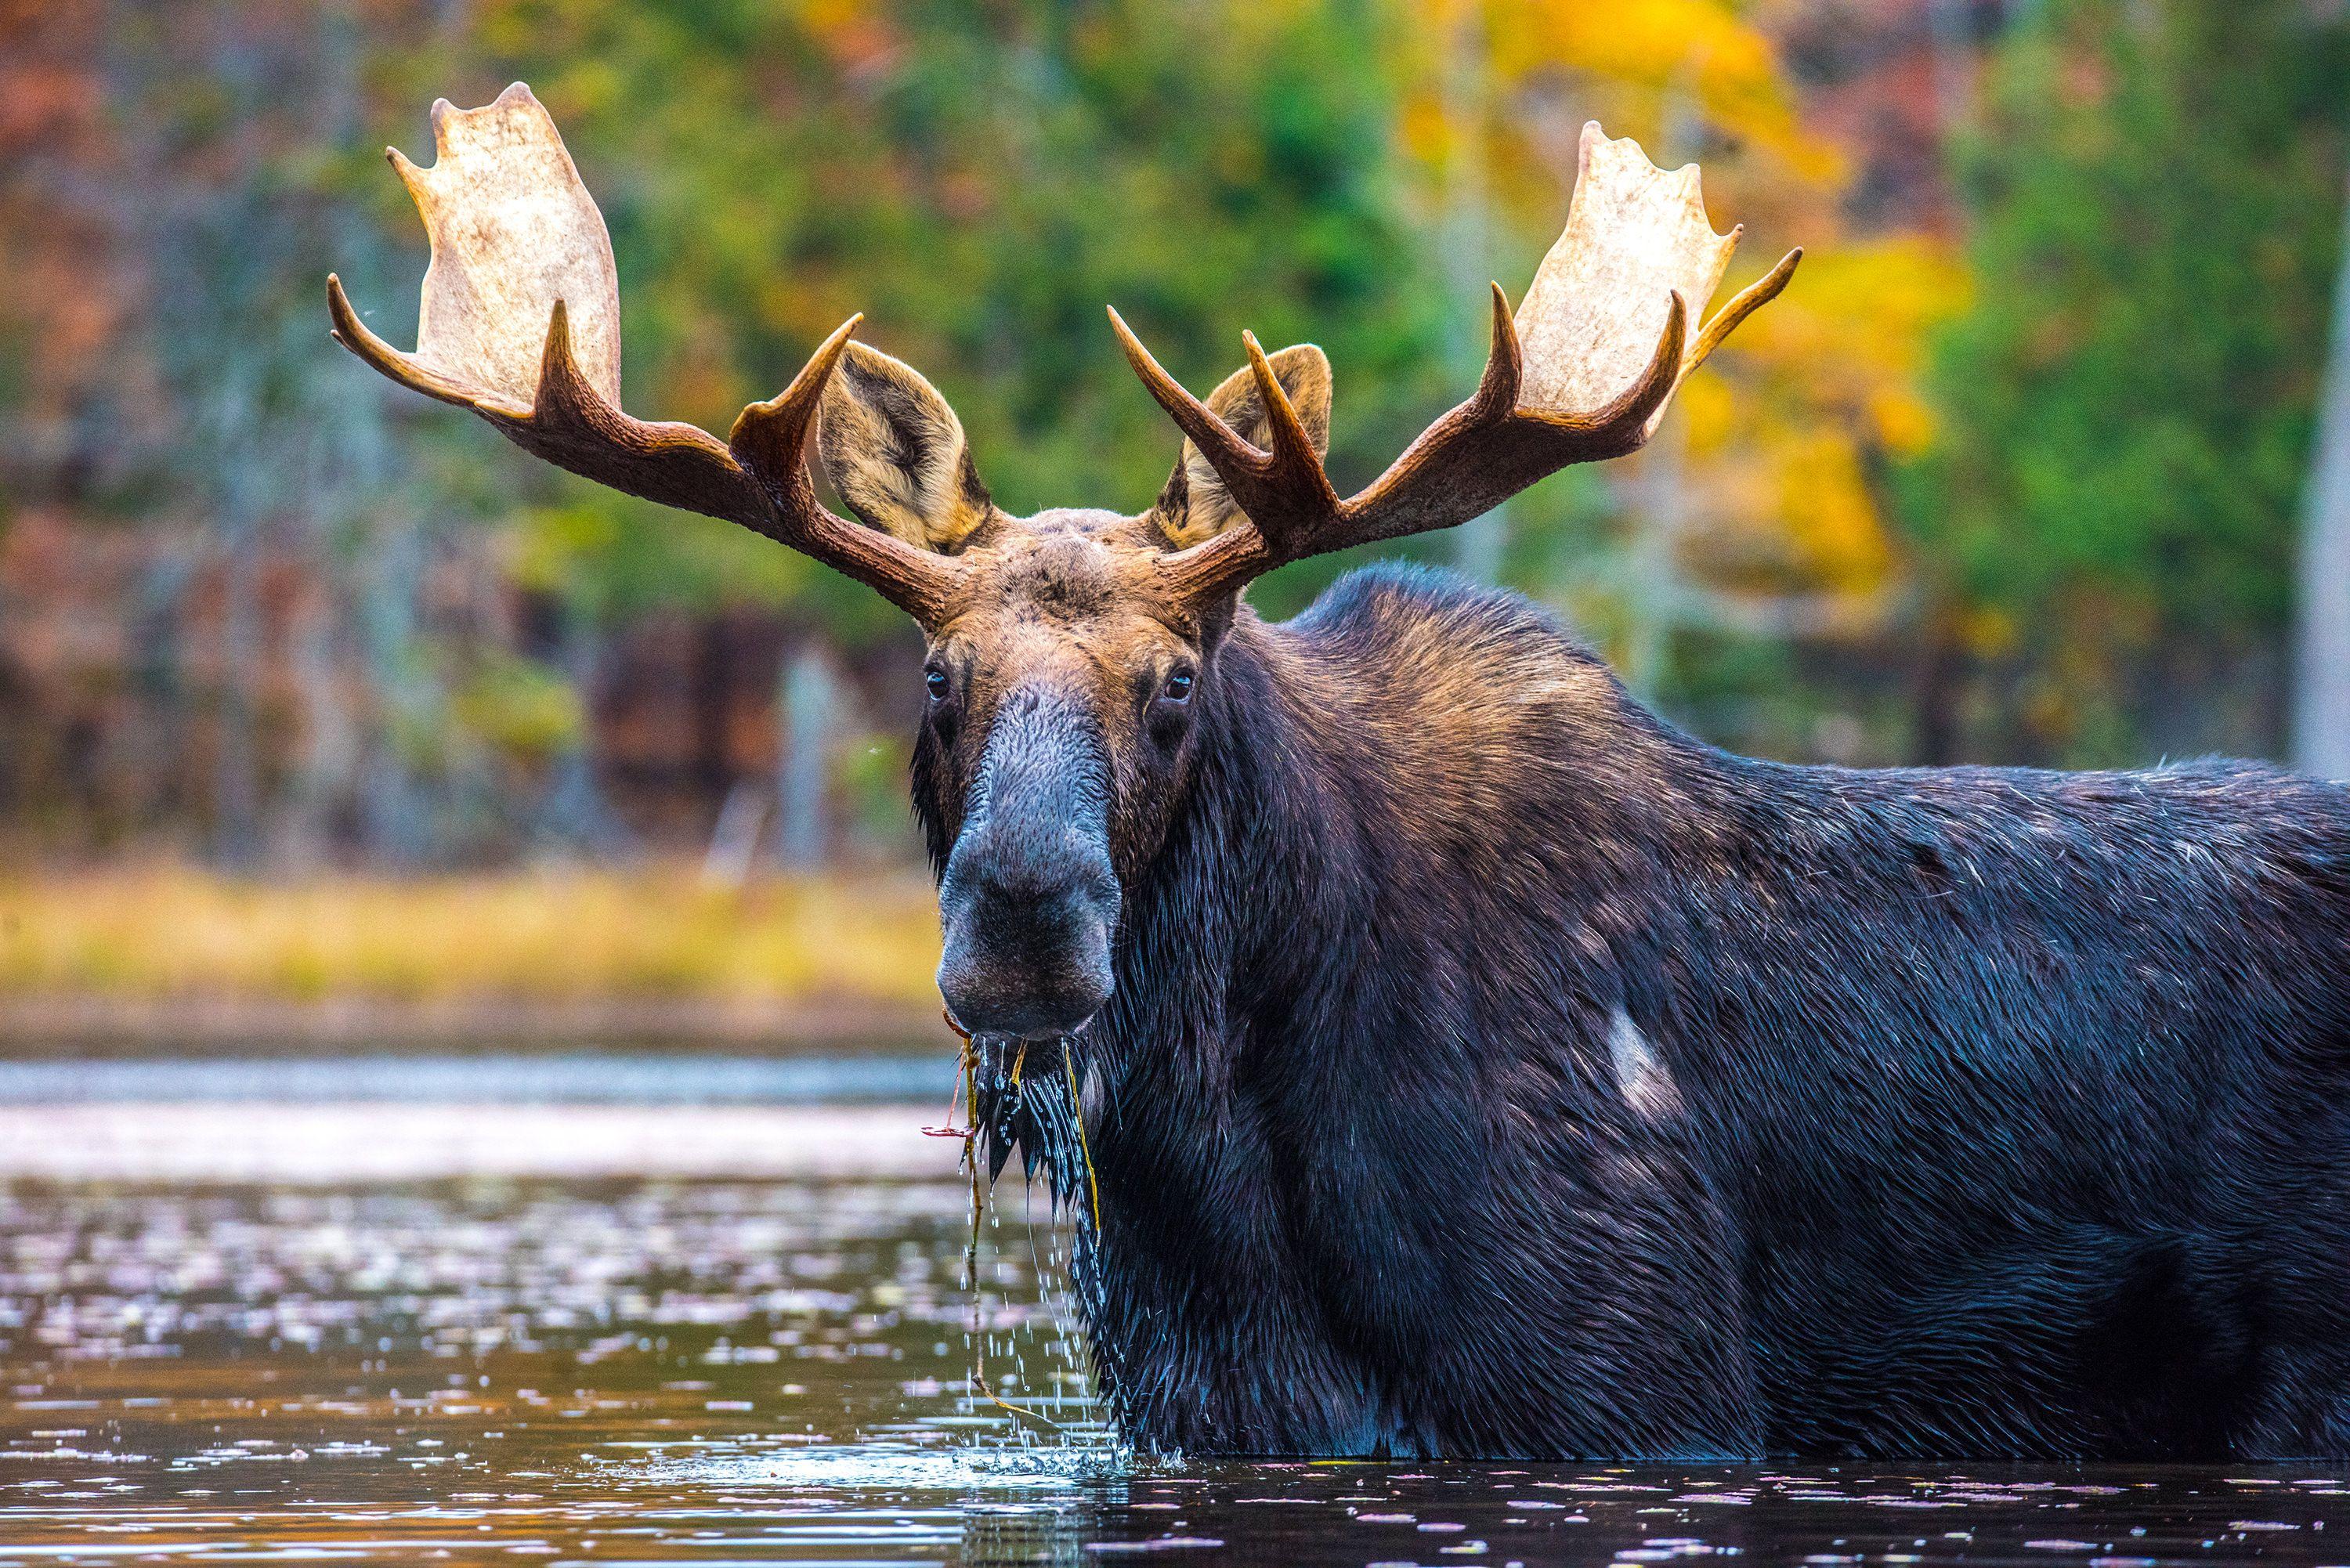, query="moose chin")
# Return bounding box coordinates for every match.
[332,83,2350,1462]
